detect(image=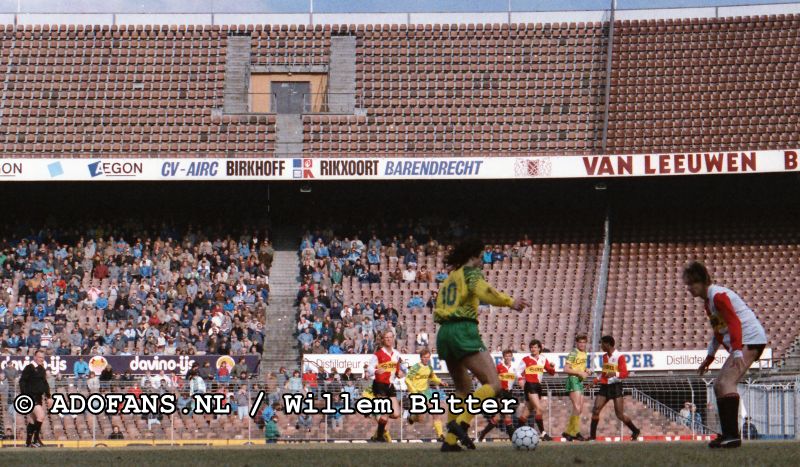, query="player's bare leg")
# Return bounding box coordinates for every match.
[442,358,471,452]
[612,397,640,440]
[709,347,760,448]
